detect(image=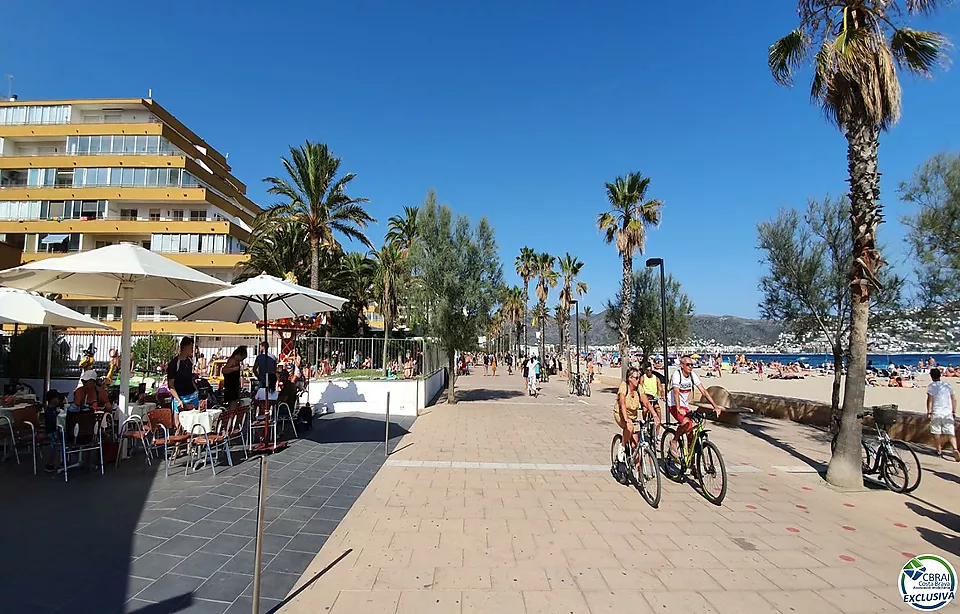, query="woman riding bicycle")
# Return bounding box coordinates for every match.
[614,367,656,454]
